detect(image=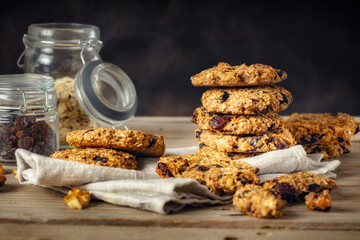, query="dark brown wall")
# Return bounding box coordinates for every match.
[1,0,359,116]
